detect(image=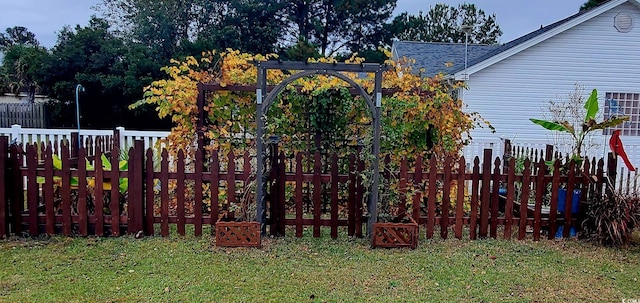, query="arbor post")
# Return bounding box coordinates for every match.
[368,68,383,239]
[256,65,267,235]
